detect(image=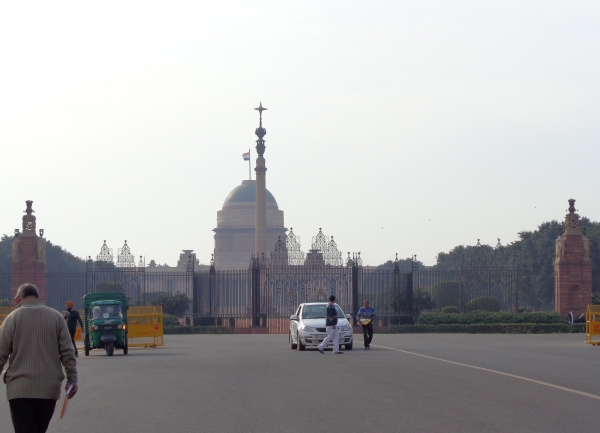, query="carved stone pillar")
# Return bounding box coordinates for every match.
[554,199,592,318]
[11,201,47,305]
[254,103,268,258]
